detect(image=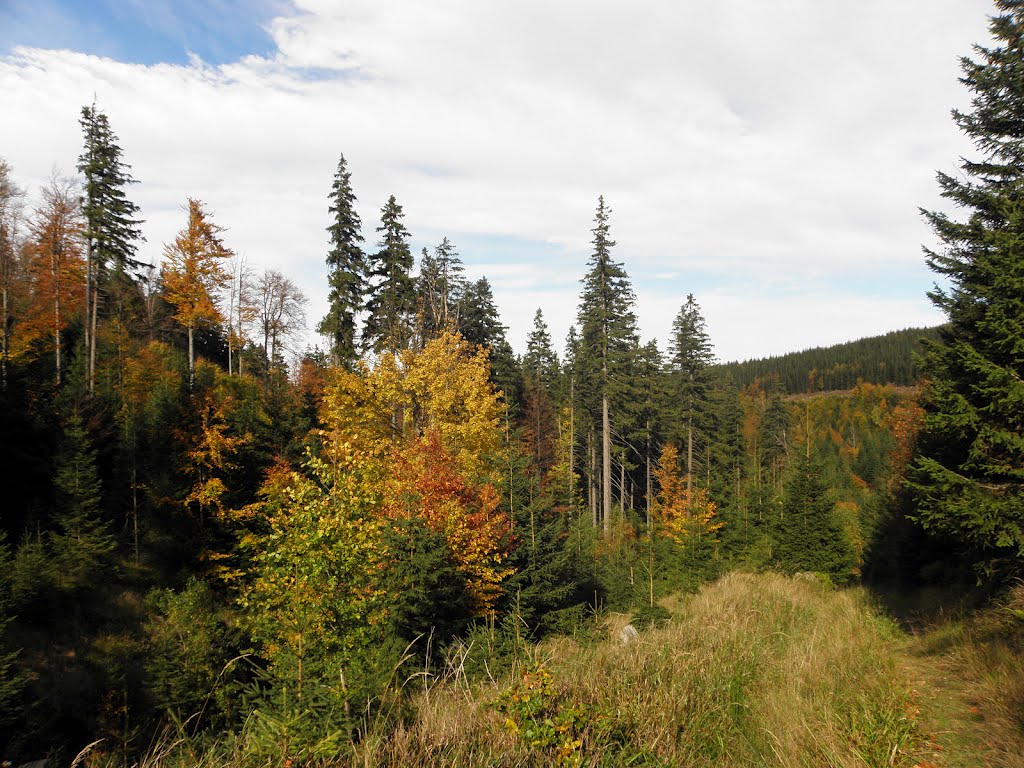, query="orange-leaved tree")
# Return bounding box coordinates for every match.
[25,174,86,385]
[652,443,724,550]
[161,198,232,387]
[319,331,512,613]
